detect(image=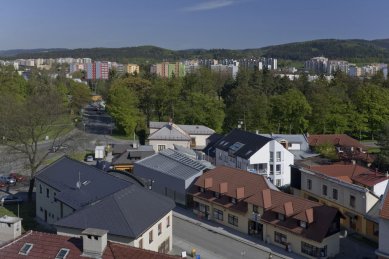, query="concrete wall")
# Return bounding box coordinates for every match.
[189,134,210,148]
[0,217,22,243]
[35,179,74,224]
[377,218,389,257]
